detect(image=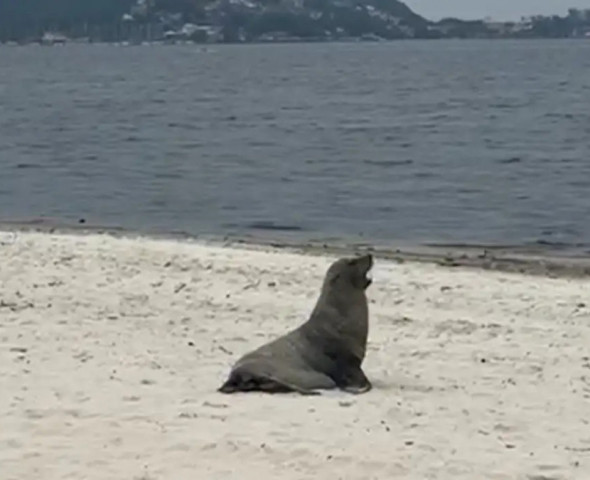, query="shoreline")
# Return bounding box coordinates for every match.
[2,218,590,279]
